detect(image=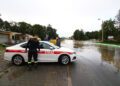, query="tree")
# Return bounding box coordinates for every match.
[85,31,99,40]
[0,18,4,29]
[0,18,59,41]
[17,22,31,34]
[73,29,80,40]
[79,29,85,40]
[32,24,46,40]
[102,19,117,40]
[9,22,19,32]
[46,24,58,40]
[3,21,11,31]
[73,29,85,40]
